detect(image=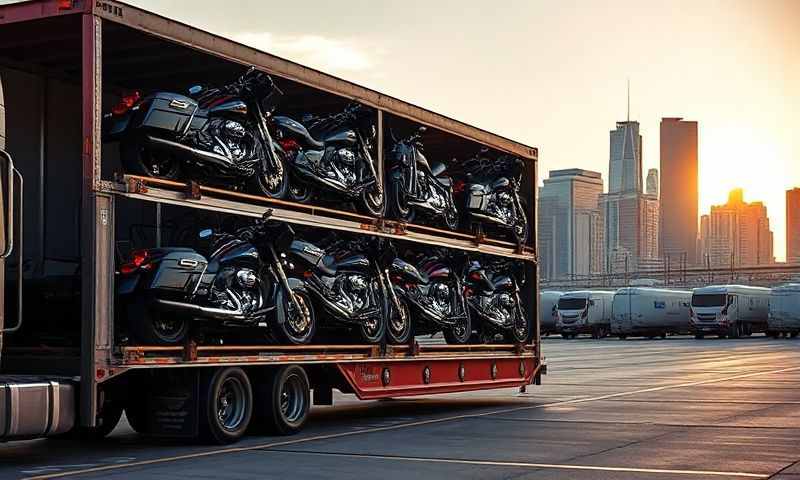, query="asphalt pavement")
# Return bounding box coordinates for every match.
[2,335,799,479]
